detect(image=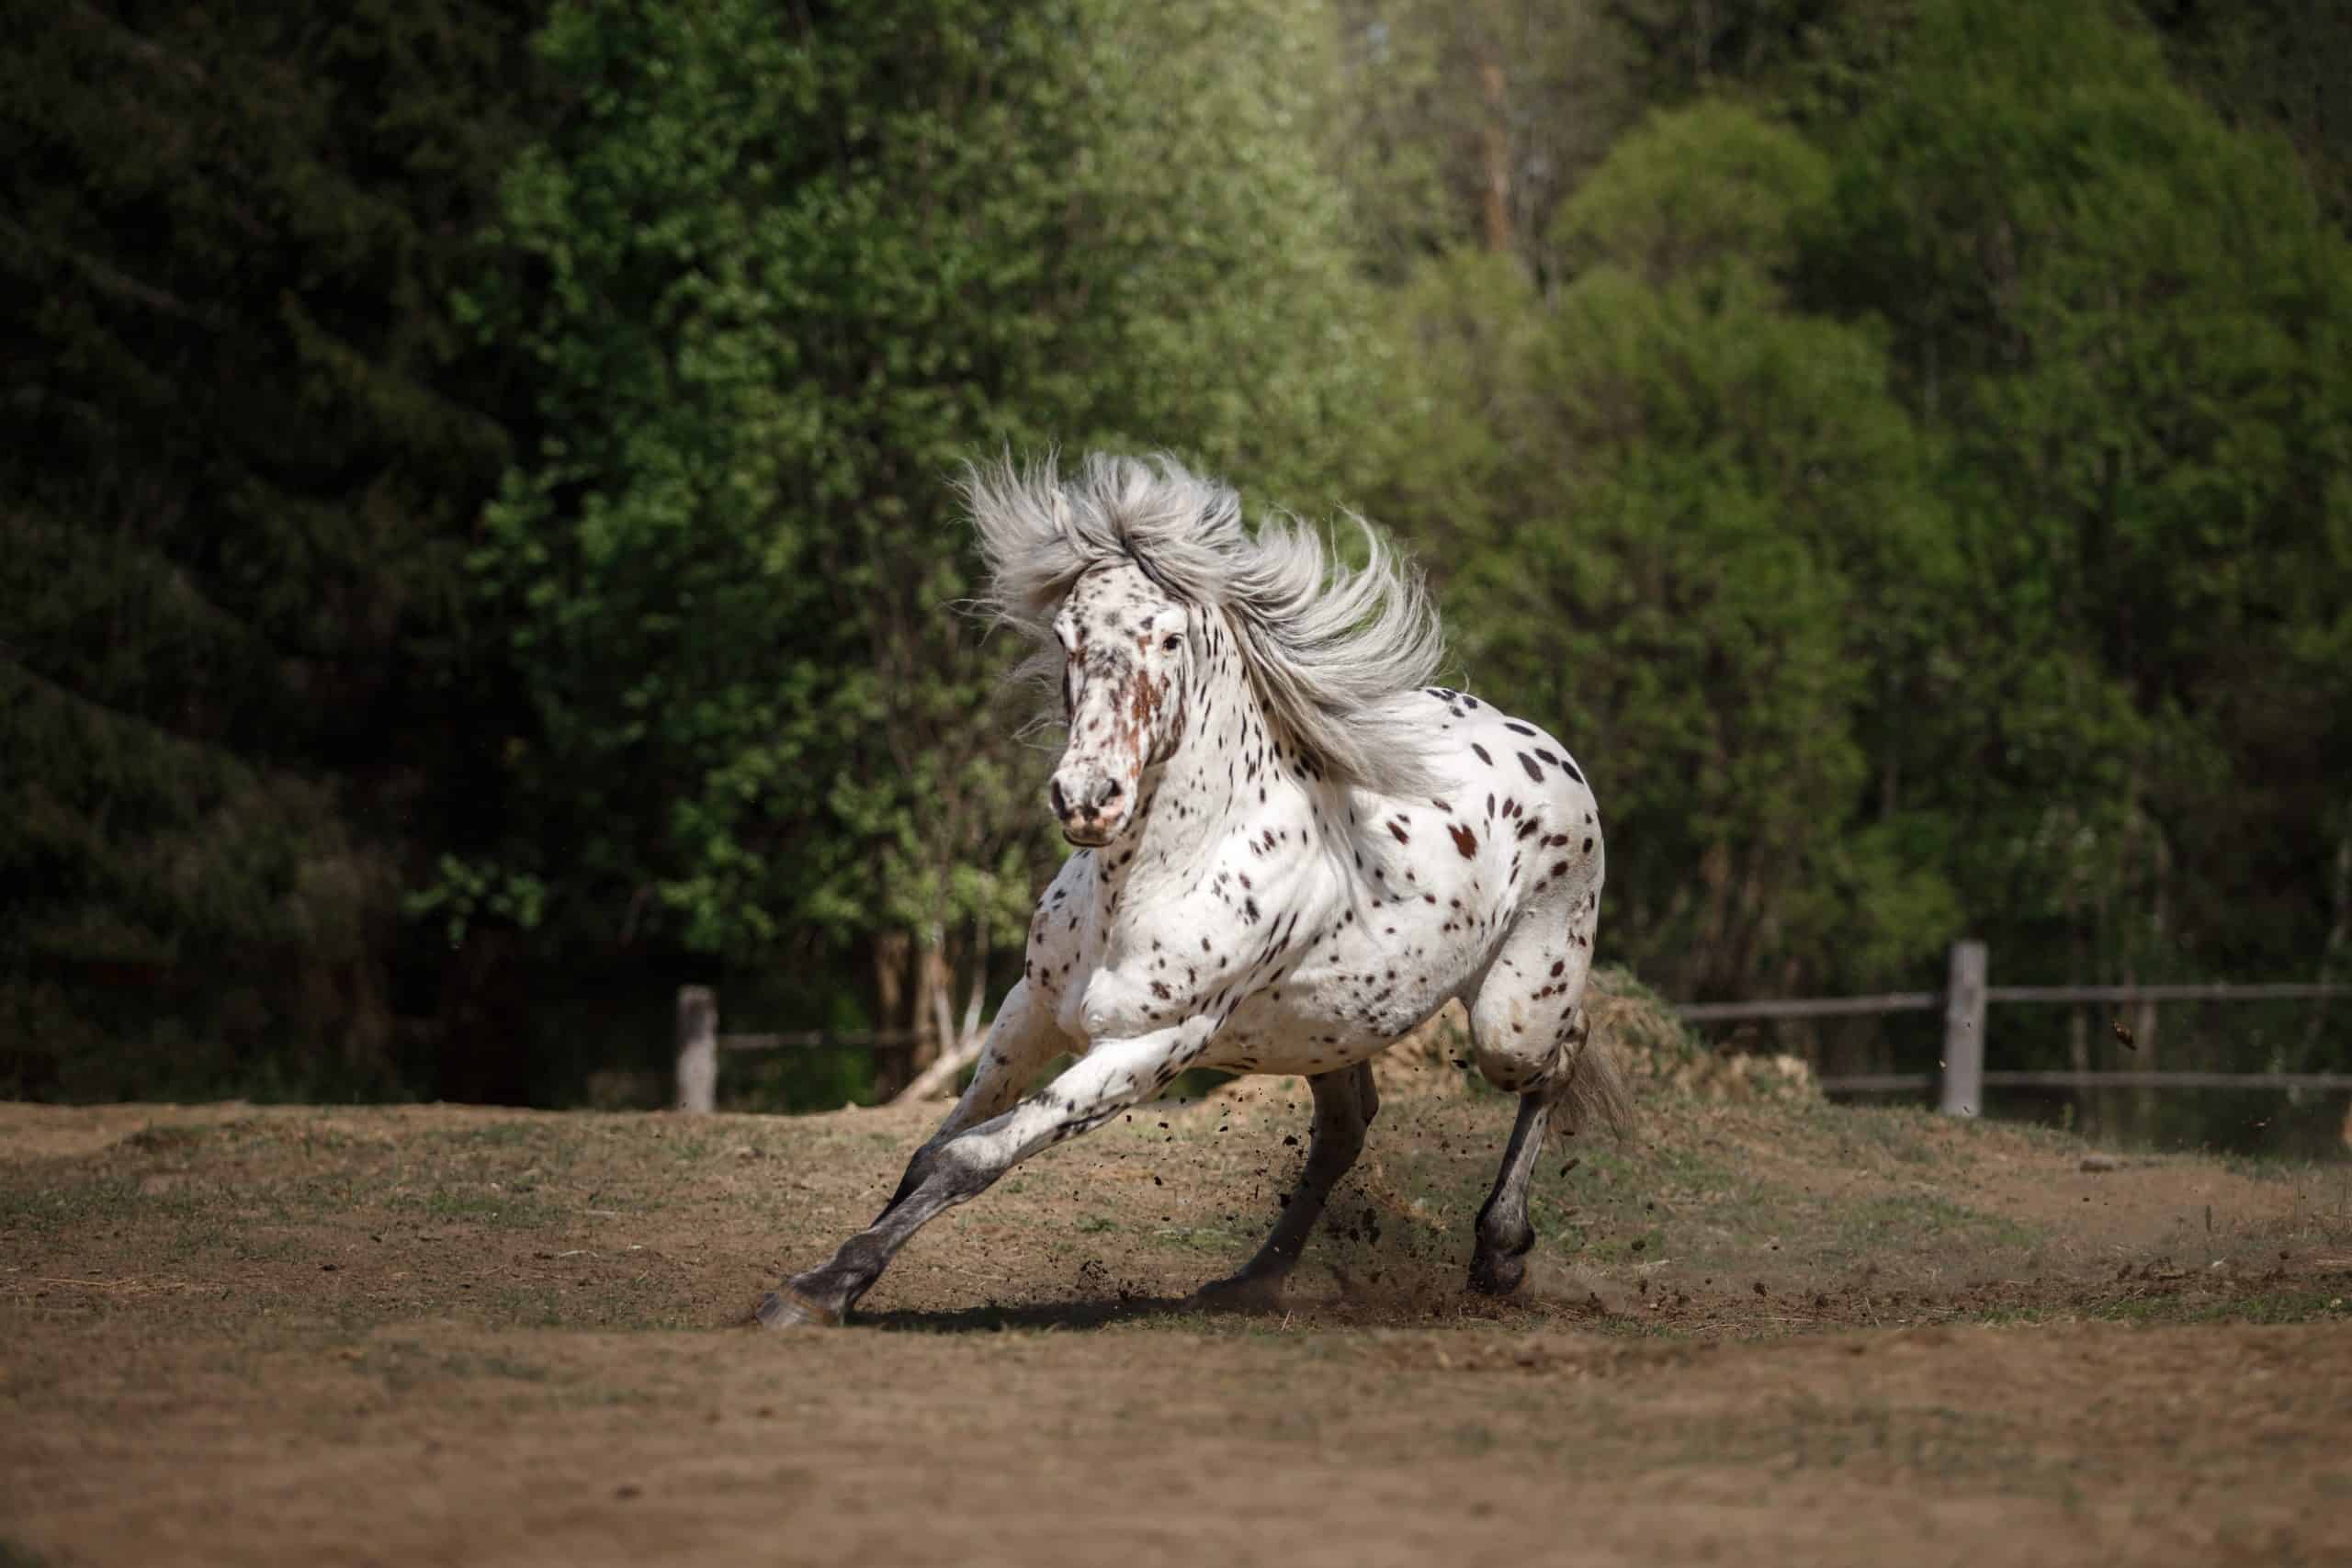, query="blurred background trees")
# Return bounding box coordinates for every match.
[5,0,2347,1145]
[450,0,1378,1094]
[1,0,547,1100]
